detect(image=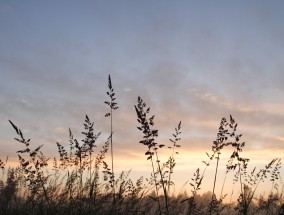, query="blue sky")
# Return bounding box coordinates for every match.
[1,0,284,196]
